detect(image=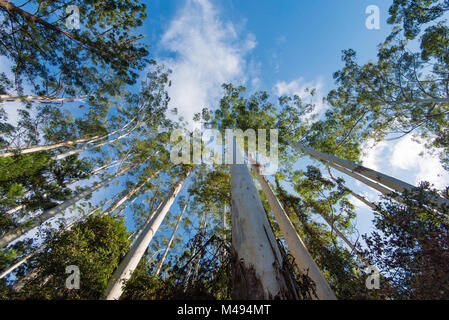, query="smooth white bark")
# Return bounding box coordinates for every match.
[1,159,123,217]
[231,148,299,299]
[154,200,188,276]
[104,170,191,300]
[287,139,449,209]
[103,169,161,216]
[52,124,138,161]
[252,164,336,300]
